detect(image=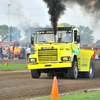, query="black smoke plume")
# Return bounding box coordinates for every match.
[67,0,100,22]
[43,0,67,35]
[44,0,100,27]
[74,0,100,12]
